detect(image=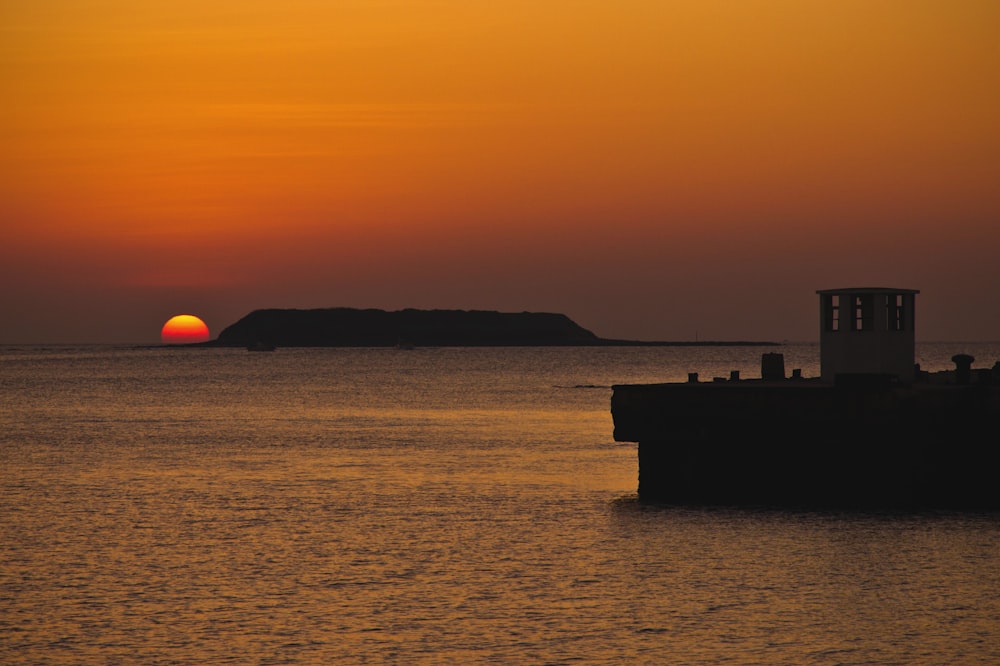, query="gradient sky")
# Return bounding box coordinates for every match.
[2,1,998,344]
